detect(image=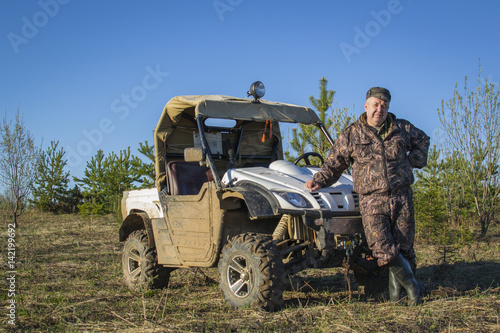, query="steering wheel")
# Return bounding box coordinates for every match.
[293,152,324,166]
